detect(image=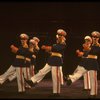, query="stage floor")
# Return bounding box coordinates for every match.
[0,79,100,99]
